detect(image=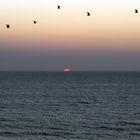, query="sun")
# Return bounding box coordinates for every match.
[64,68,71,72]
